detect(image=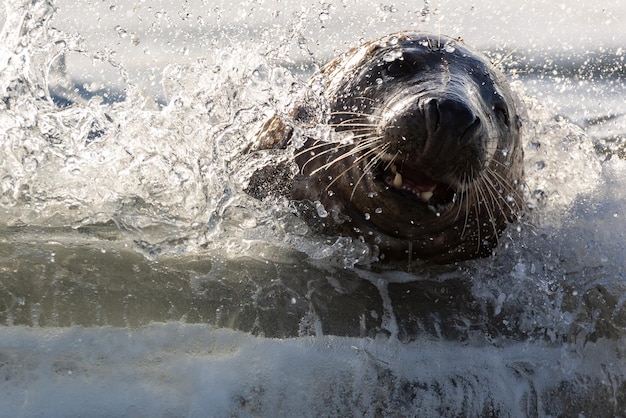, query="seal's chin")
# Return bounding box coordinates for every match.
[381,163,457,208]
